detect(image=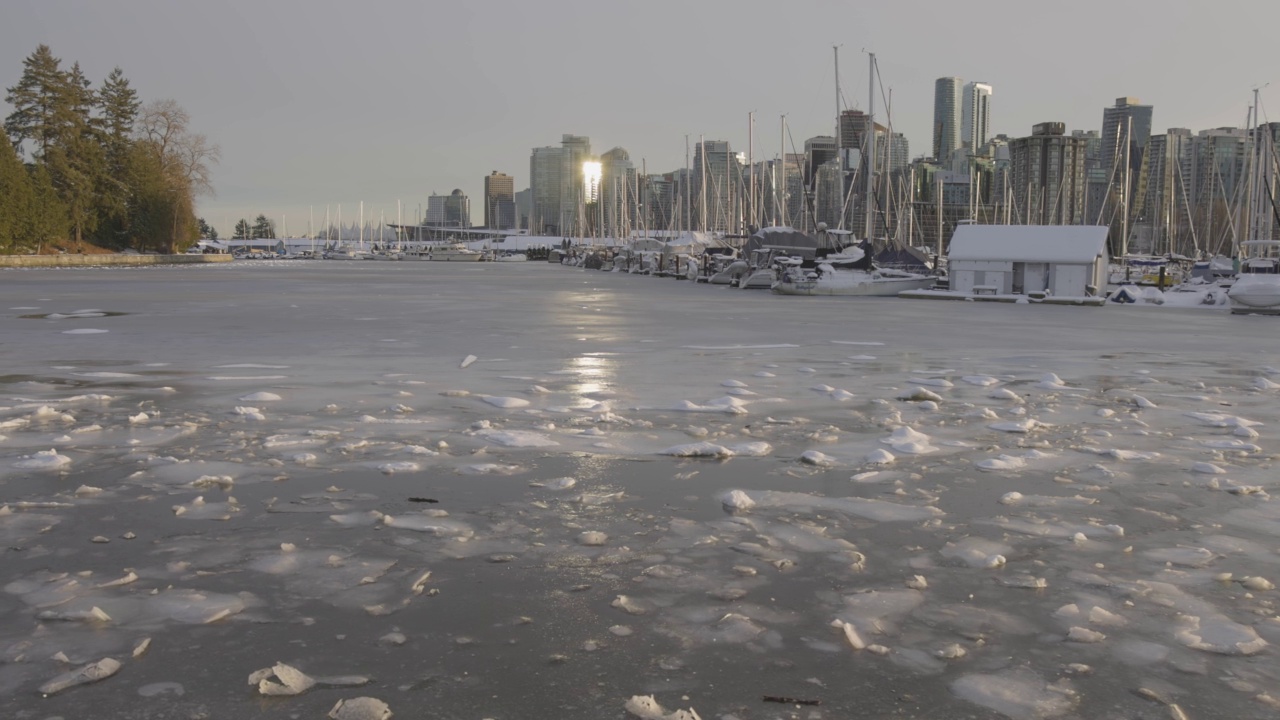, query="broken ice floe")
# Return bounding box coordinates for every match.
[248,662,370,696]
[881,426,938,454]
[474,429,559,448]
[329,697,392,720]
[38,657,122,696]
[13,449,71,470]
[720,489,941,522]
[625,694,702,720]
